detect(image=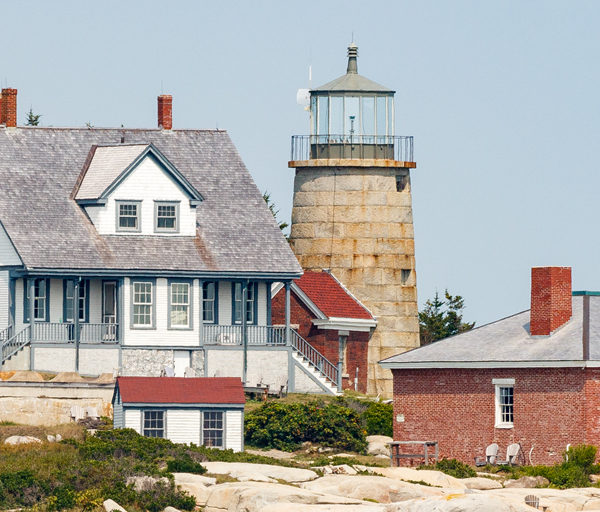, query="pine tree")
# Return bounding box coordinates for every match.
[419,290,475,345]
[263,191,289,233]
[25,108,41,126]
